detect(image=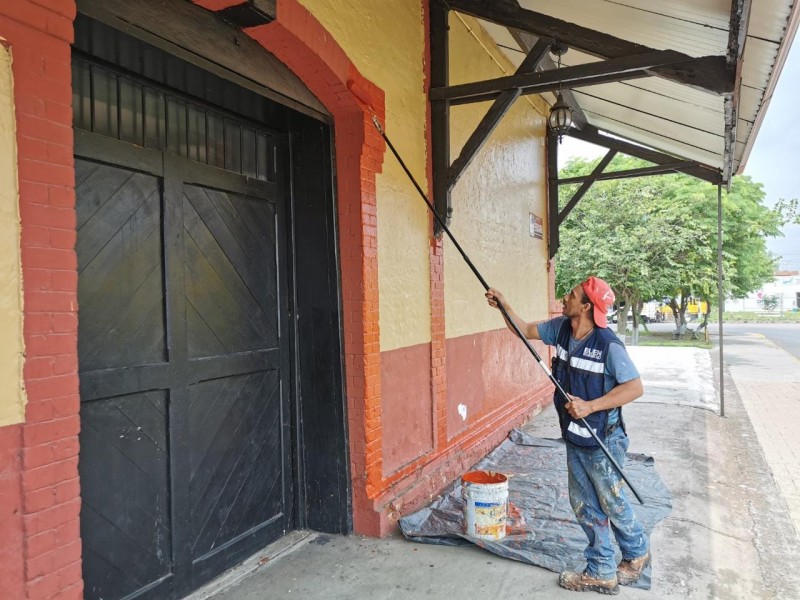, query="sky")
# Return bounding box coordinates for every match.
[559,38,800,272]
